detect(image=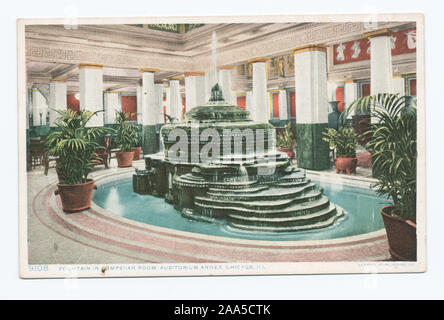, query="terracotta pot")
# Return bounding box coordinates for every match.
[116,151,134,167]
[381,206,417,261]
[131,147,142,161]
[55,179,97,212]
[277,148,295,159]
[335,156,357,174]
